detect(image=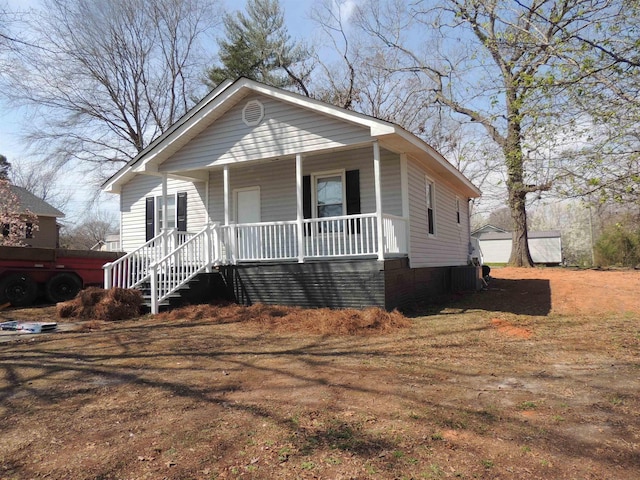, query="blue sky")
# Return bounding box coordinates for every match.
[0,0,342,223]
